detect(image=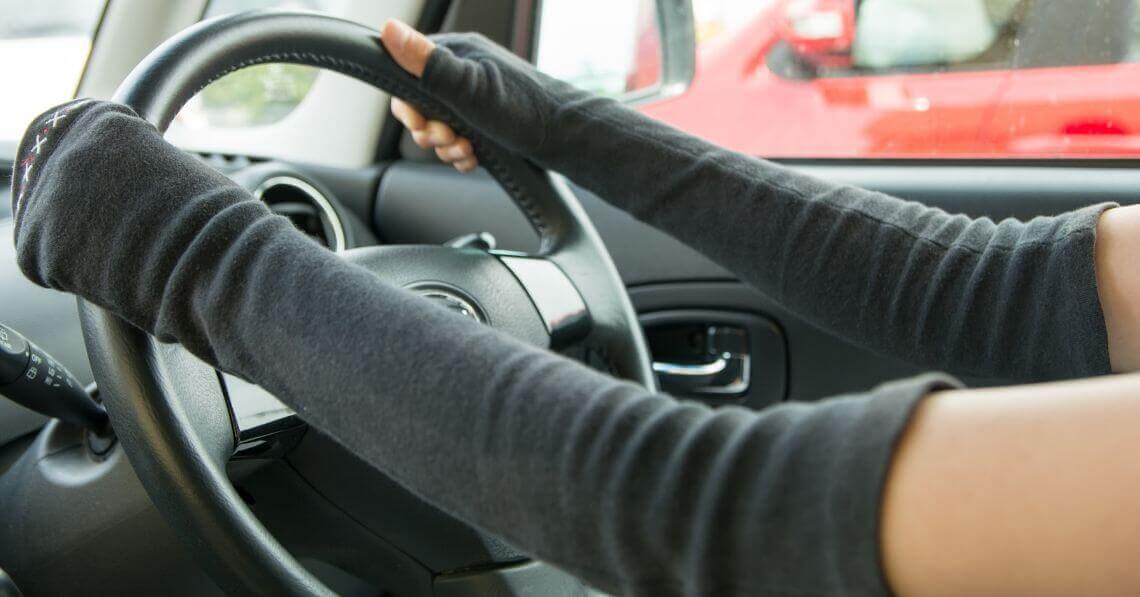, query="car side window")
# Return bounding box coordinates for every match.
[0,0,106,149]
[772,0,1140,78]
[534,0,663,98]
[851,0,1011,71]
[631,0,1140,159]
